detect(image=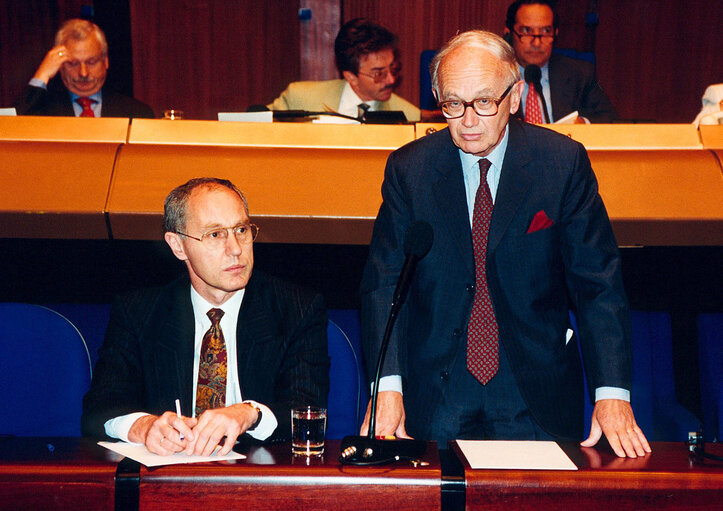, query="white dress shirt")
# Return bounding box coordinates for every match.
[337,81,380,118]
